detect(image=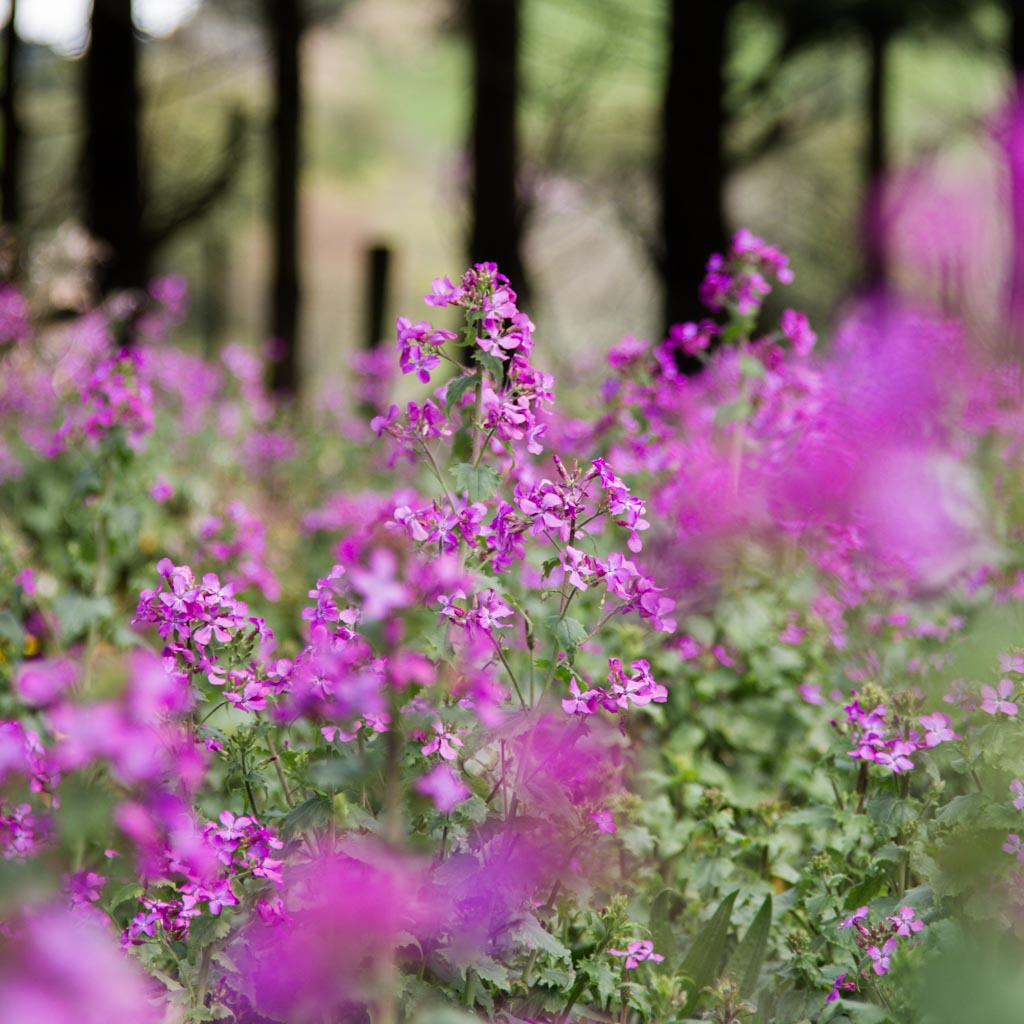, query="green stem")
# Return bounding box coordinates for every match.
[266,732,296,808]
[490,636,528,709]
